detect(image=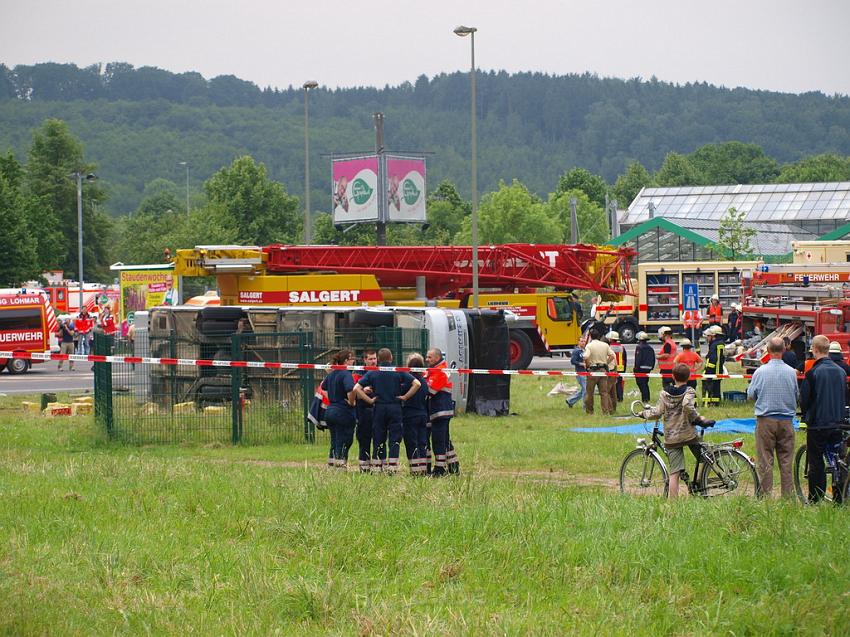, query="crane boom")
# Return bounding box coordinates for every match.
[263,244,634,298]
